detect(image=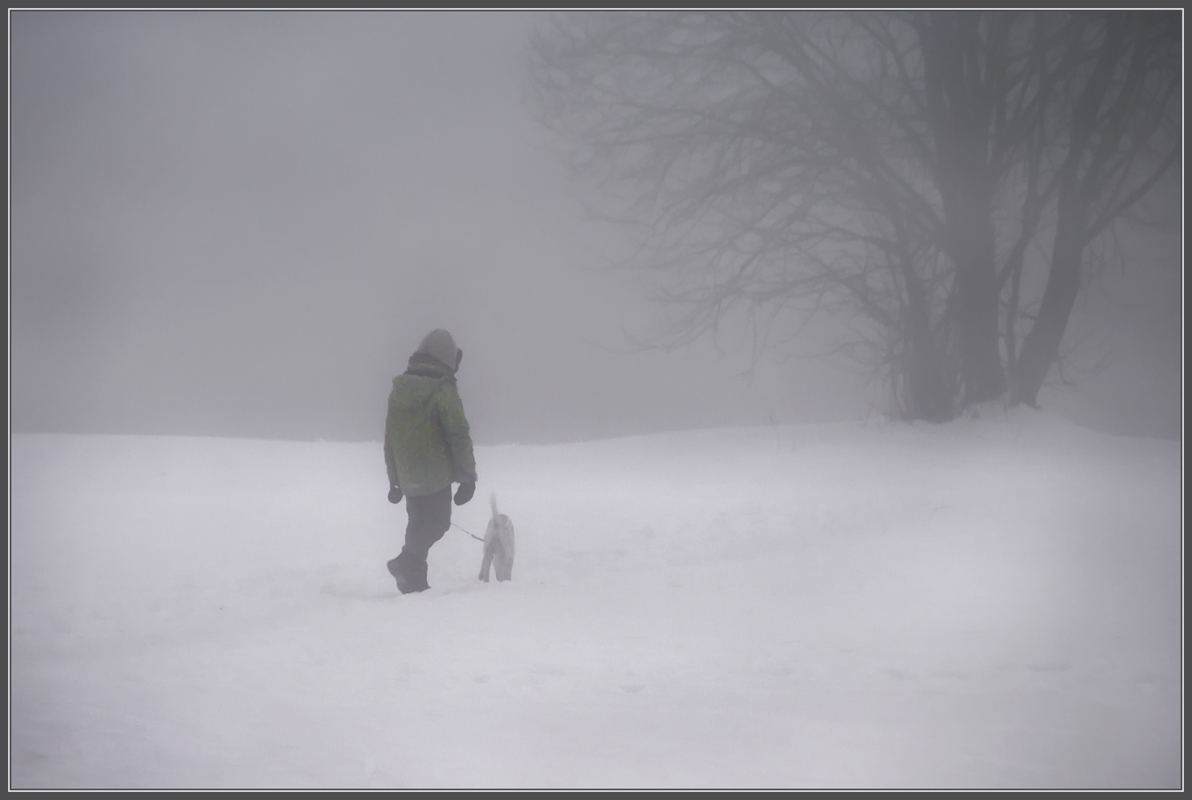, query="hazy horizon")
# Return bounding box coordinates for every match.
[8,10,1182,445]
